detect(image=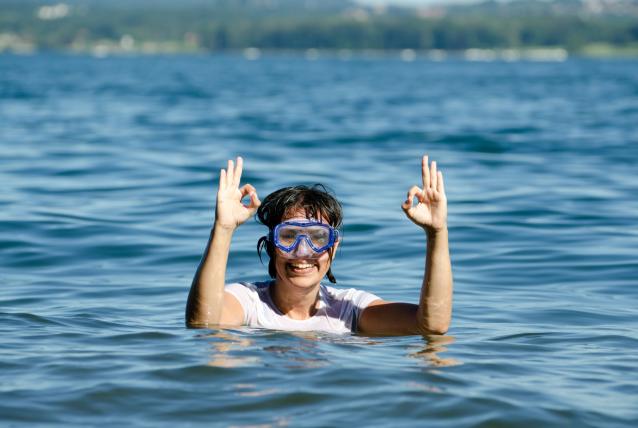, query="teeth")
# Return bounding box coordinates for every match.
[290,263,313,269]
